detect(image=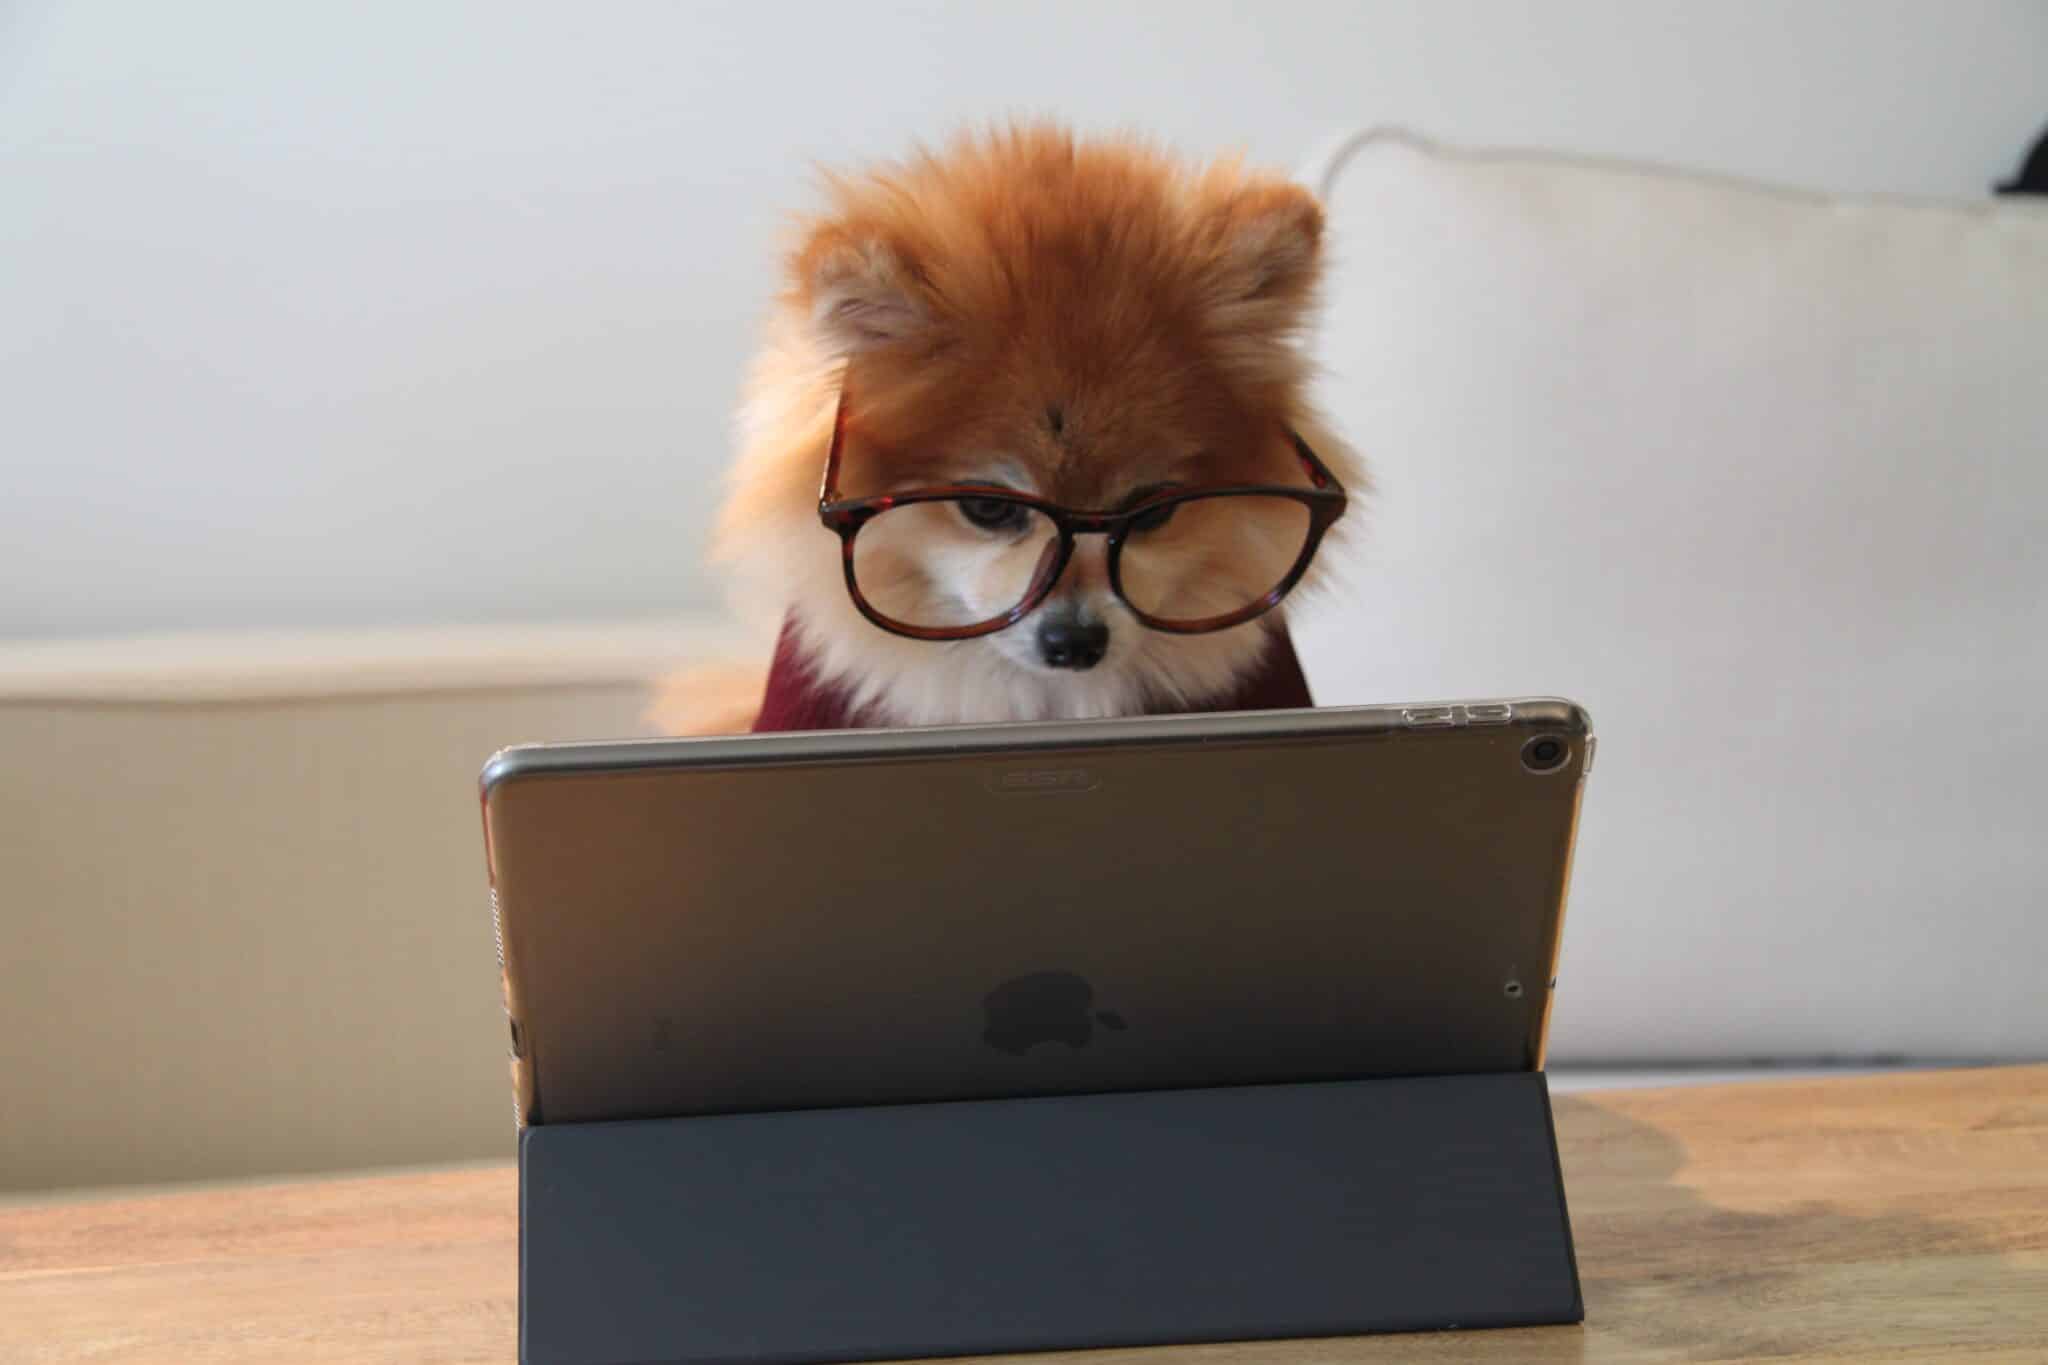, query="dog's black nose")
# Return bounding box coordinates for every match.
[1037,617,1110,670]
